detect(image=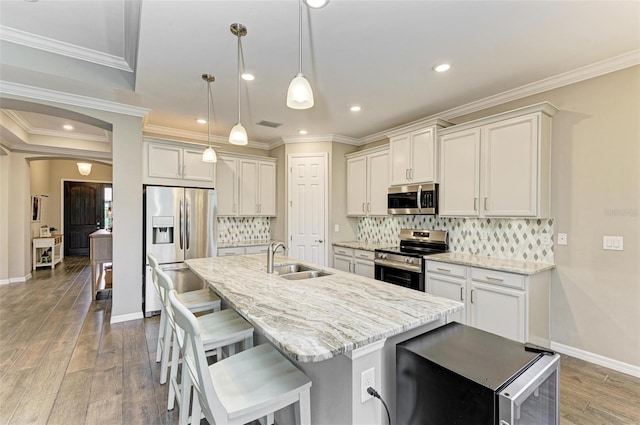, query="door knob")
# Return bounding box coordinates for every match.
[314,239,324,243]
